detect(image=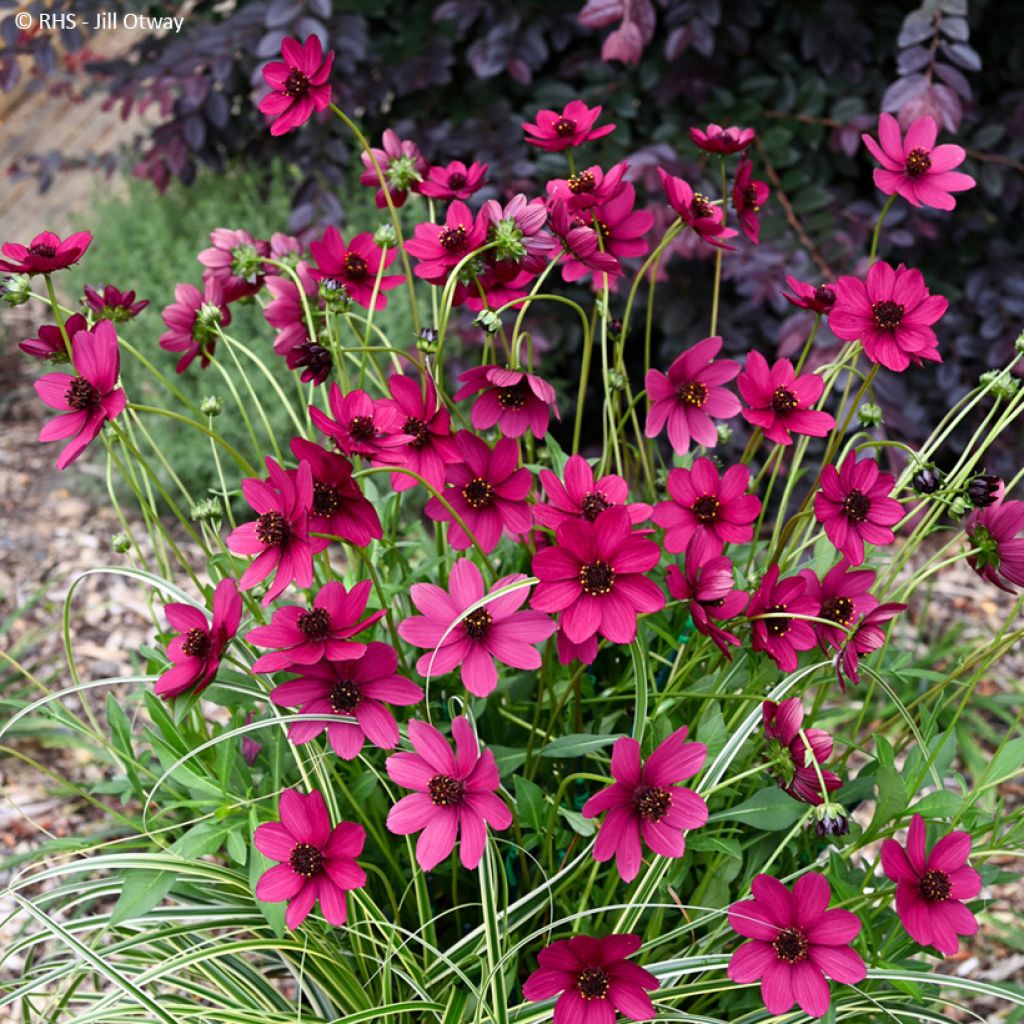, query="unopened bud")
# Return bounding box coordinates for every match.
[374,223,398,248]
[2,273,31,306]
[813,800,850,837]
[200,395,223,417]
[609,369,626,391]
[858,402,883,427]
[473,310,502,335]
[111,532,132,553]
[979,369,1020,400]
[1015,330,1024,356]
[911,464,943,495]
[416,326,439,353]
[716,422,733,445]
[319,278,351,313]
[967,473,1002,508]
[191,498,221,522]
